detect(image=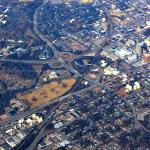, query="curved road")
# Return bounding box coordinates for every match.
[0,1,150,149]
